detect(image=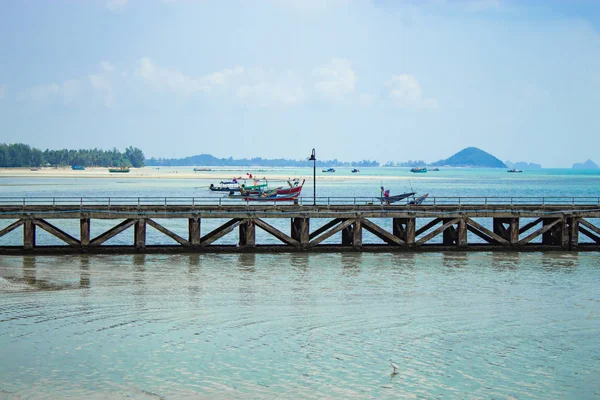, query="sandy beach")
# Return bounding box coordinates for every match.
[0,167,422,182]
